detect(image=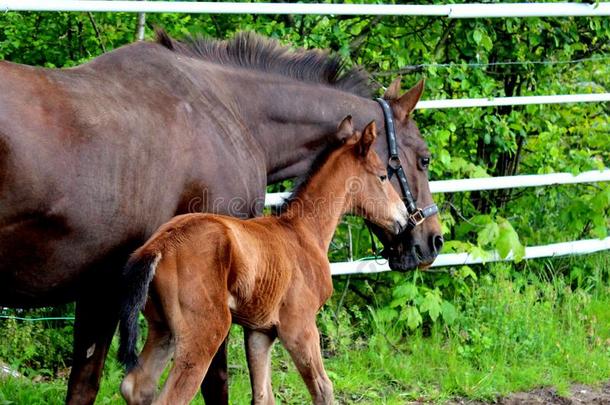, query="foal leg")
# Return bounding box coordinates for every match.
[121,302,175,405]
[200,337,229,405]
[155,306,232,405]
[277,317,333,405]
[245,328,276,405]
